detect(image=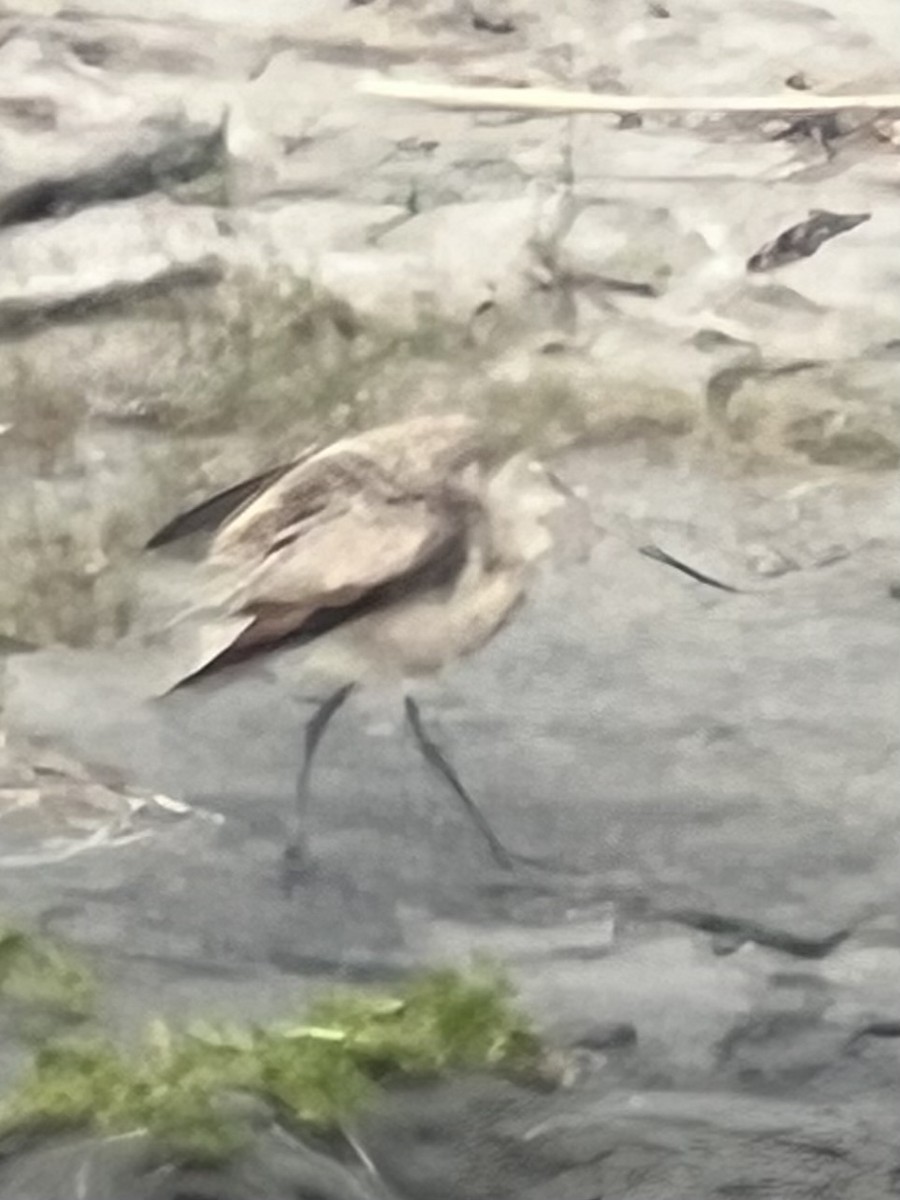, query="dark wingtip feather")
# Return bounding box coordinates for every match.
[143,462,297,551]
